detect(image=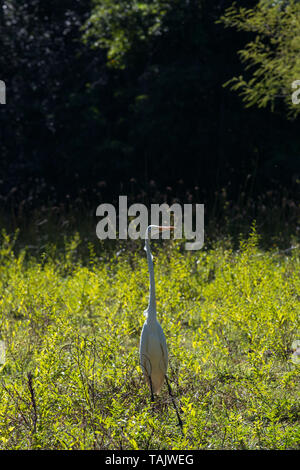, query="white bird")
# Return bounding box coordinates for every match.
[139,225,183,430]
[139,225,172,397]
